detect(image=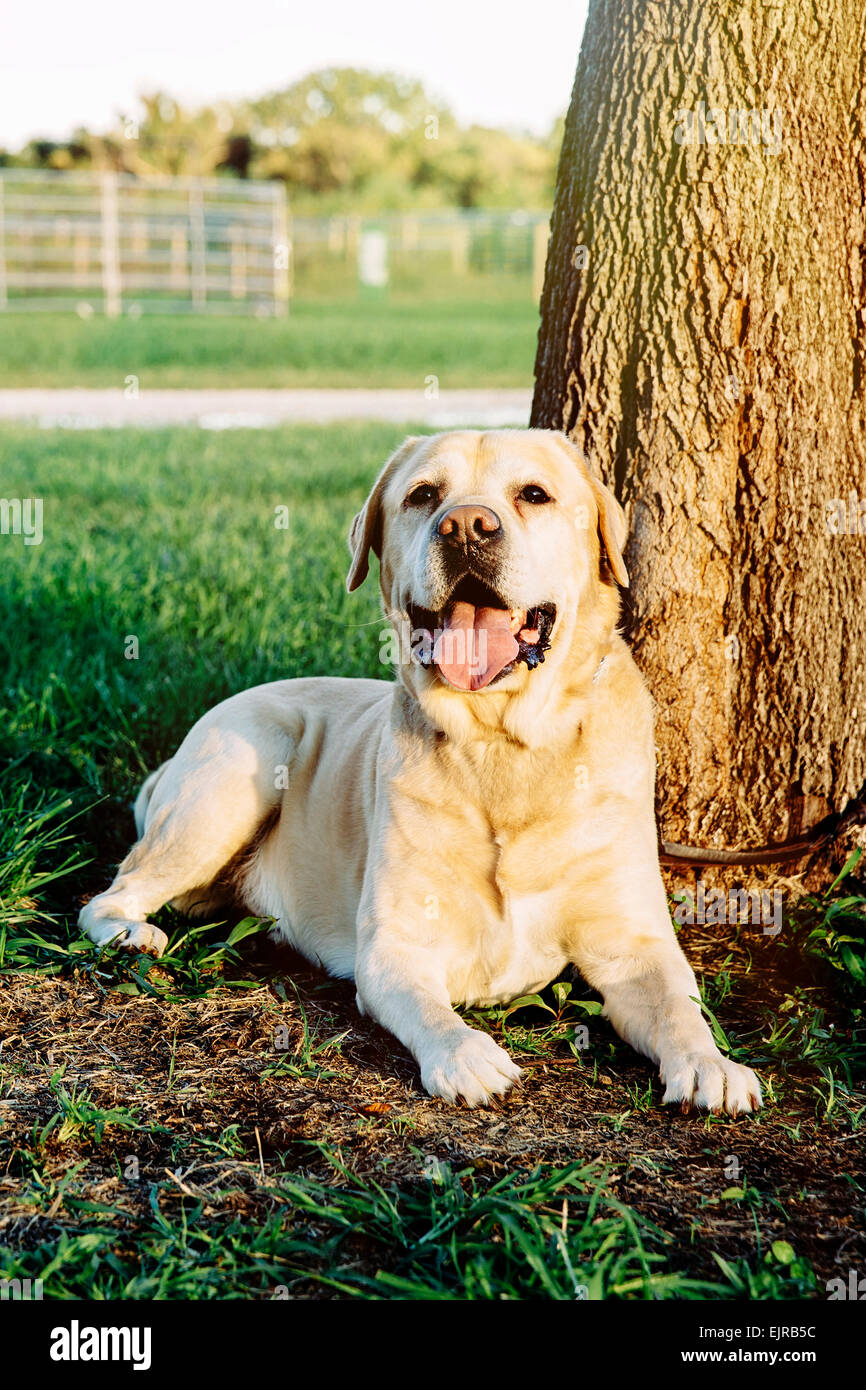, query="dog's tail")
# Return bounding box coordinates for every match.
[133,761,170,838]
